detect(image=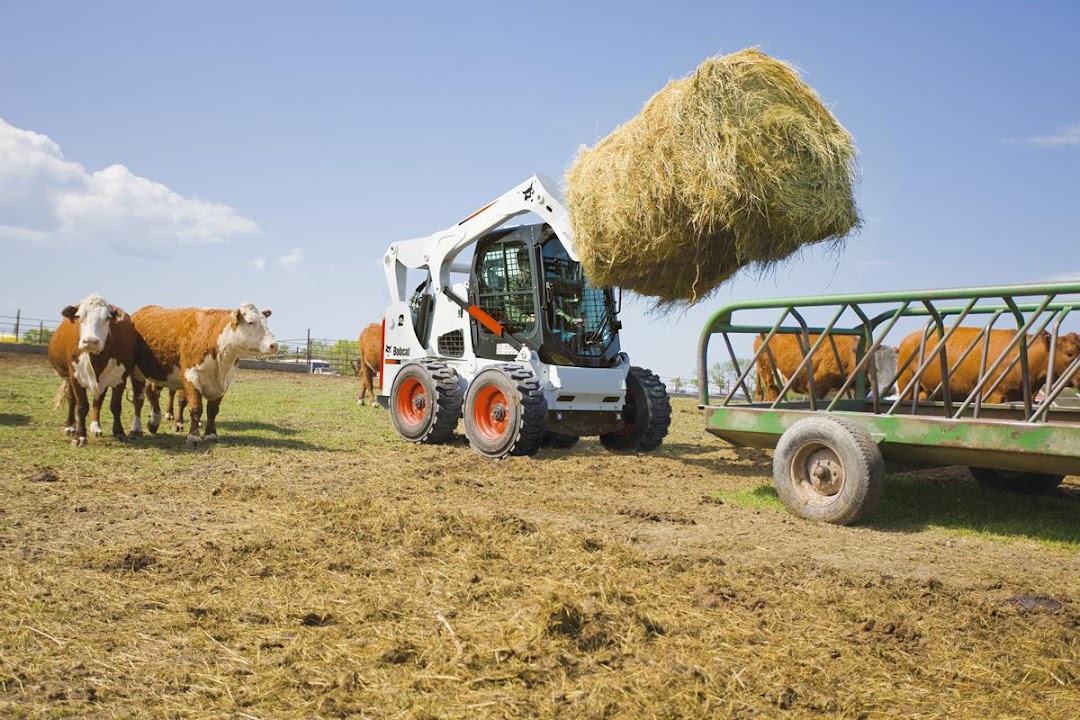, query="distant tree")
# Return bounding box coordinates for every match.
[711,359,757,396]
[709,362,727,390]
[330,338,359,374]
[671,375,685,394]
[21,327,53,345]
